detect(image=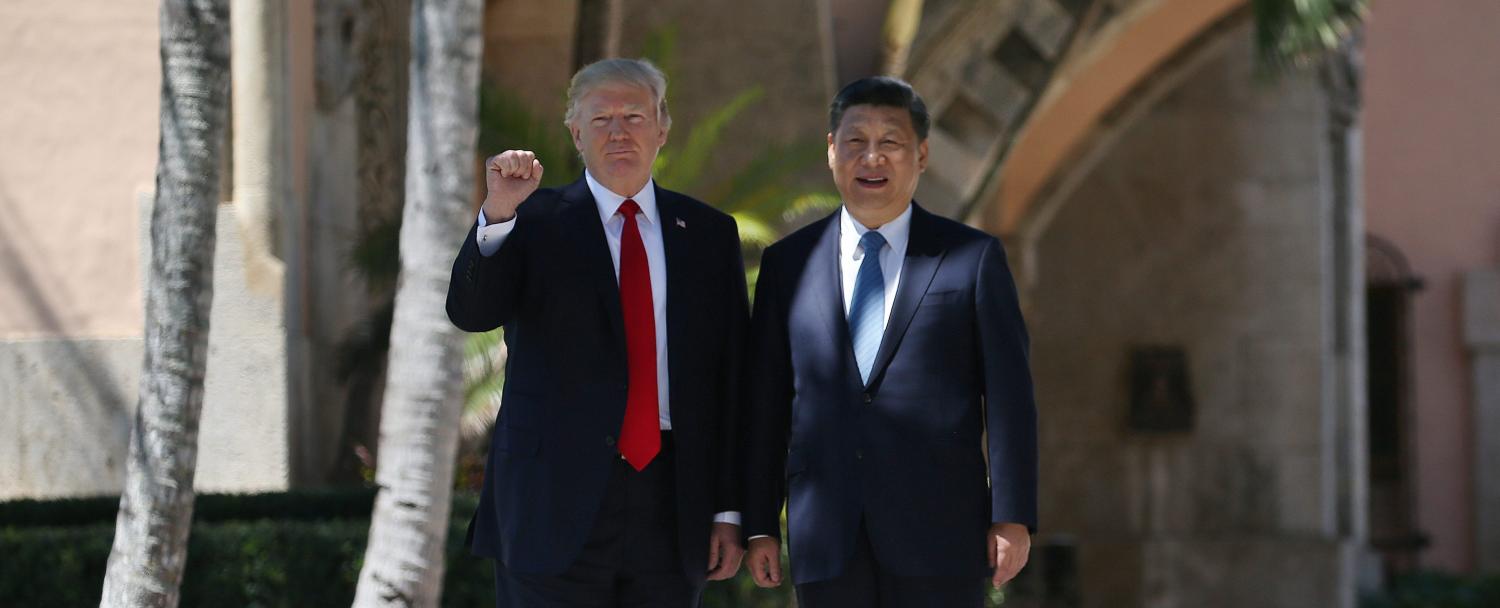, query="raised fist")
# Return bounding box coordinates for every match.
[482,150,544,222]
